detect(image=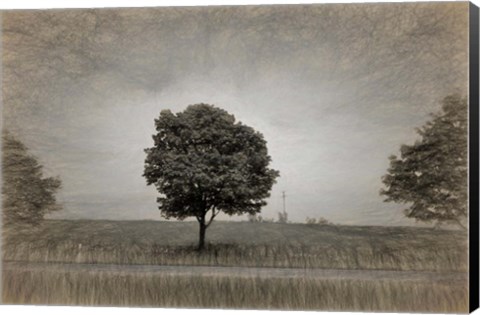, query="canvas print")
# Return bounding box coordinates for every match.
[0,2,475,313]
